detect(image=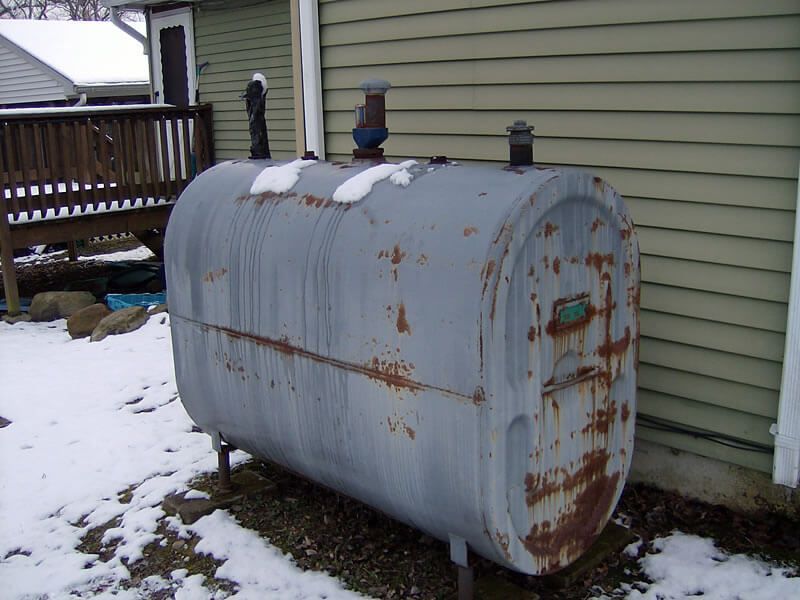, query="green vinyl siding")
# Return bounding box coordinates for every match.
[194,0,295,161]
[319,0,800,472]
